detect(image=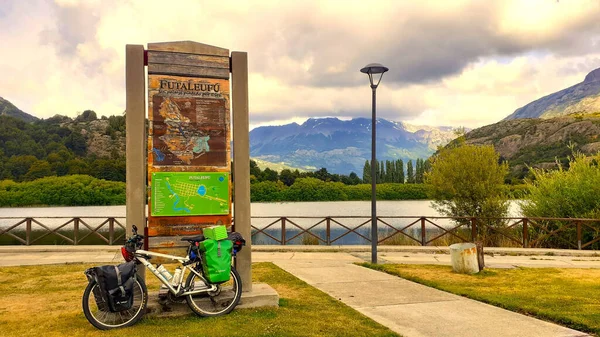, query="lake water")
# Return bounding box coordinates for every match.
[0,200,521,218]
[0,200,521,238]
